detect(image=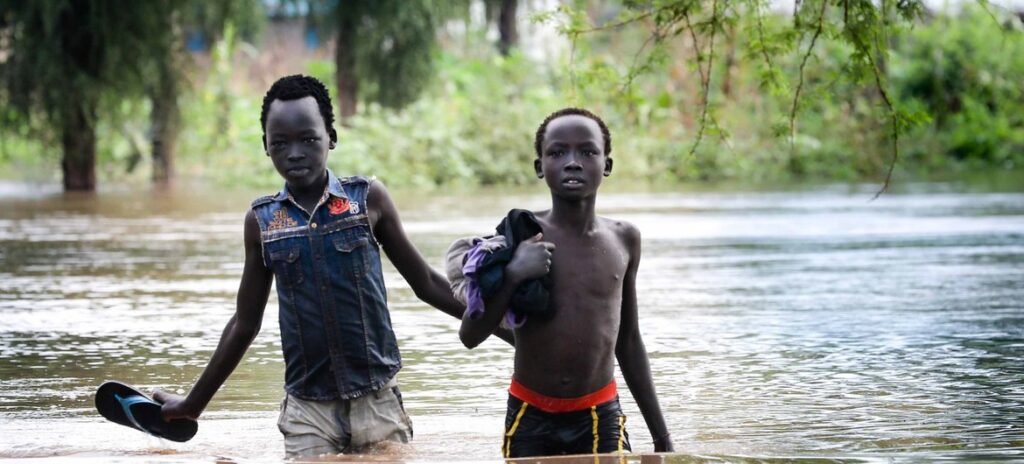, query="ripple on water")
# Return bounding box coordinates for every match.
[1,187,1023,461]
